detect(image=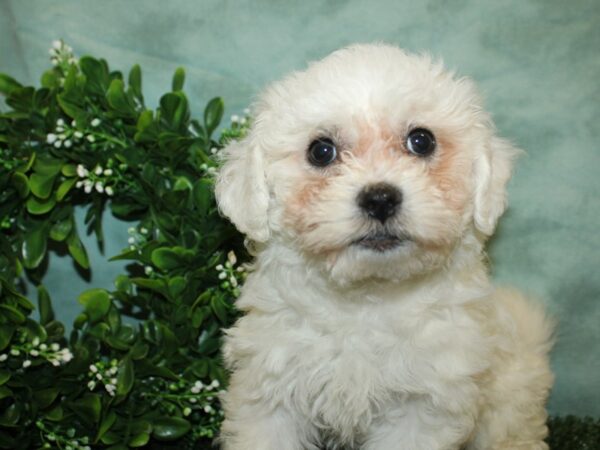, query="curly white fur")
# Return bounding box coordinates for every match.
[215,44,554,450]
